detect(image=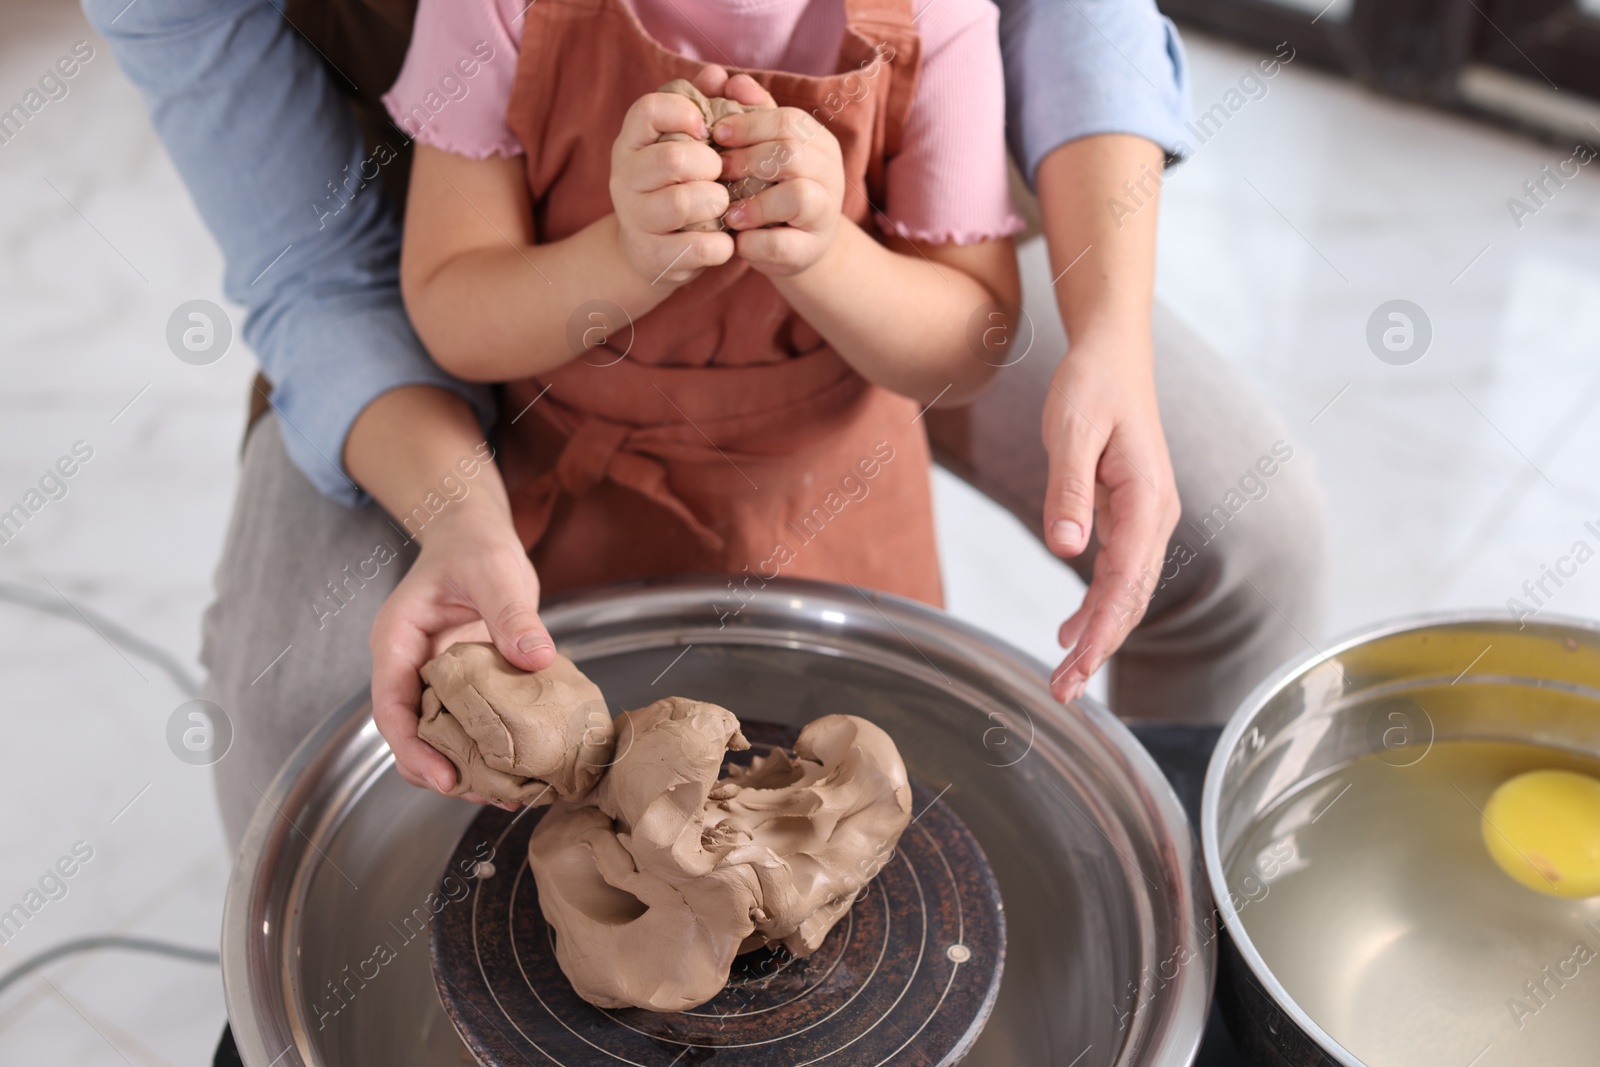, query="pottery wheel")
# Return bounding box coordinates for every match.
[430,721,1006,1066]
